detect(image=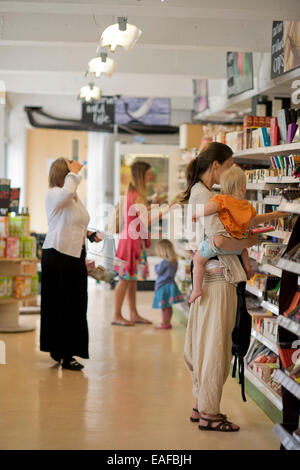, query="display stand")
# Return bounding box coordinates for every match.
[0,259,38,332]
